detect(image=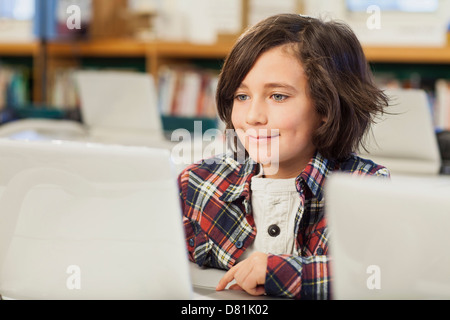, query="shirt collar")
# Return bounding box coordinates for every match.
[219,151,335,203]
[297,151,335,201]
[219,156,258,203]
